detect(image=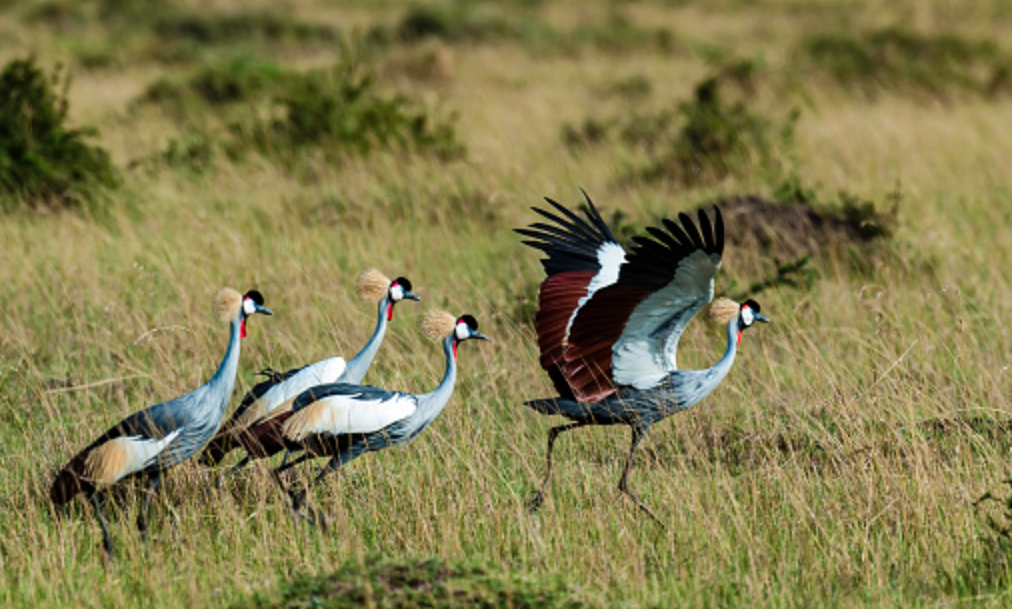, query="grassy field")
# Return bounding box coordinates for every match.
[4,0,1012,606]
